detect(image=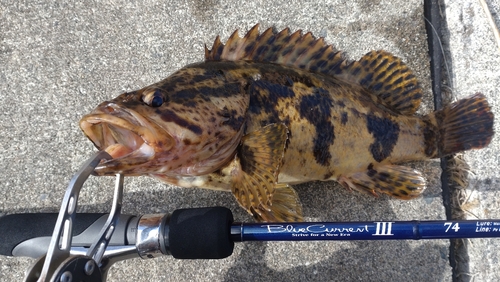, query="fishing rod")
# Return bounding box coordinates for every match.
[1,152,499,281]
